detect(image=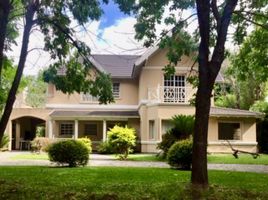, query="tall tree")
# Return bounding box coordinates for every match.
[215,28,268,110]
[0,0,114,142]
[114,0,268,187]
